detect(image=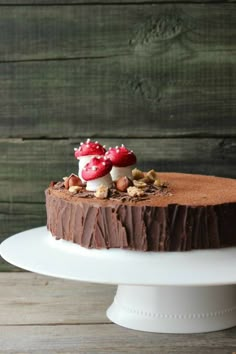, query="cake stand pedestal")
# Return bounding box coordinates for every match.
[107,284,236,333]
[1,226,236,334]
